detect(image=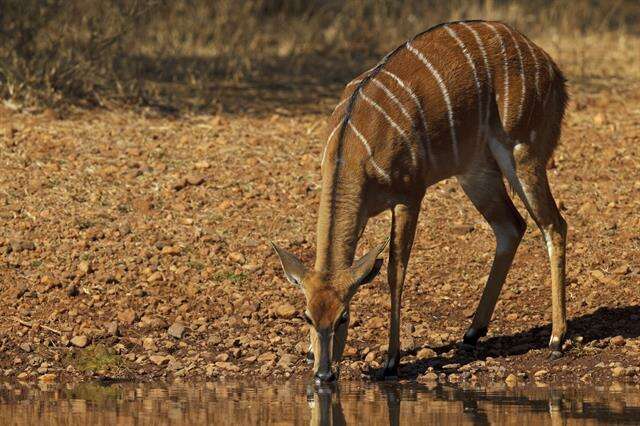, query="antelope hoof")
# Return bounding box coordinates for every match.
[463,326,488,346]
[306,351,314,365]
[380,358,399,380]
[548,334,565,359]
[548,350,563,360]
